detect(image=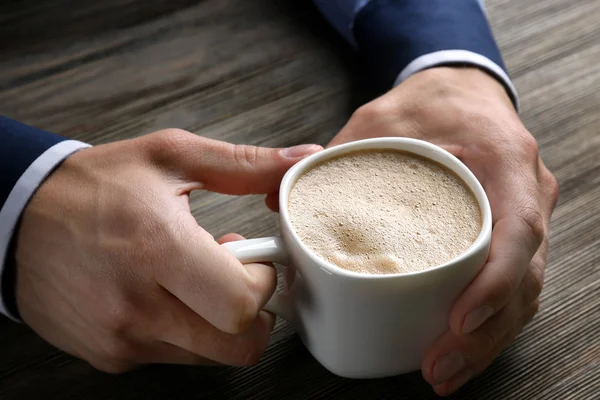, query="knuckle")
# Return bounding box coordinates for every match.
[496,268,518,302]
[154,128,192,147]
[531,297,541,314]
[519,133,539,158]
[550,178,560,204]
[100,337,138,364]
[223,291,258,334]
[237,344,265,366]
[245,261,277,291]
[545,172,560,205]
[523,298,540,327]
[229,338,268,367]
[477,326,499,354]
[352,100,392,122]
[526,260,545,301]
[147,128,195,160]
[516,207,546,246]
[241,346,265,366]
[232,144,260,169]
[99,298,136,335]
